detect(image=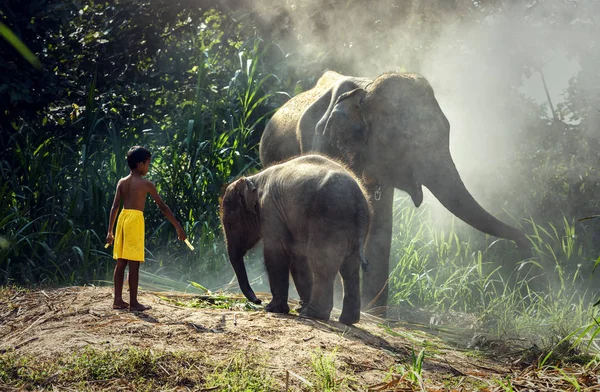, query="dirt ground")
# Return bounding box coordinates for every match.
[1,286,598,391]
